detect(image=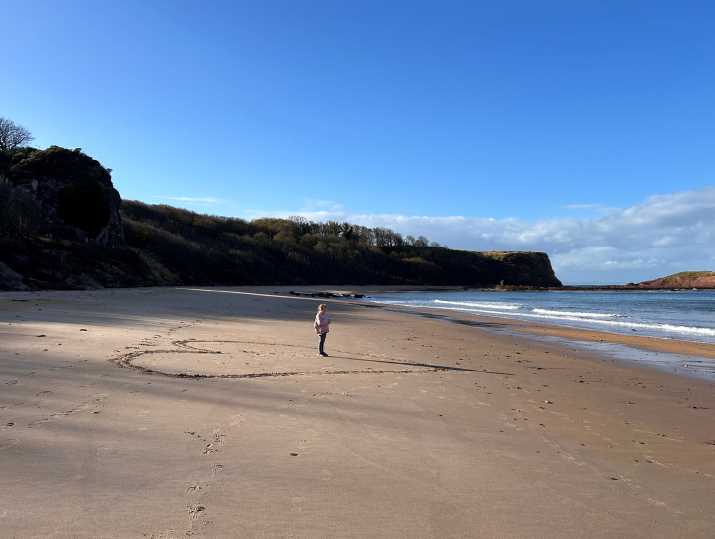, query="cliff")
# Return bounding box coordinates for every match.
[0,146,123,246]
[0,146,561,290]
[637,271,715,289]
